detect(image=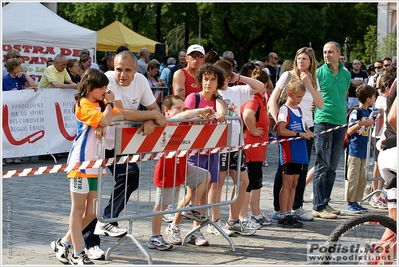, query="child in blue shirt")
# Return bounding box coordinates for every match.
[276,79,314,228]
[345,84,376,213]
